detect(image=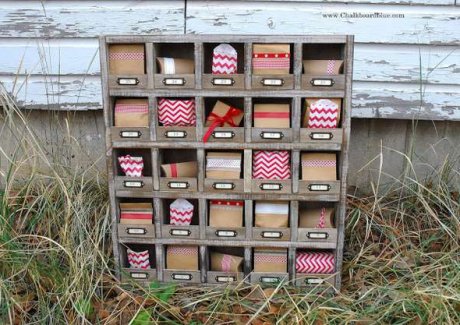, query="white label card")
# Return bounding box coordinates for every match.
[165,131,187,138]
[261,277,281,284]
[130,272,148,279]
[262,231,283,238]
[127,228,147,235]
[163,78,185,85]
[306,278,325,284]
[261,183,282,191]
[124,181,144,188]
[120,131,141,138]
[311,78,334,87]
[262,78,284,86]
[117,78,139,85]
[212,78,234,86]
[168,182,189,189]
[261,132,283,139]
[308,184,331,192]
[170,229,191,236]
[307,232,328,239]
[213,131,234,139]
[310,132,333,140]
[172,273,192,280]
[213,182,235,190]
[216,230,237,237]
[216,276,236,283]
